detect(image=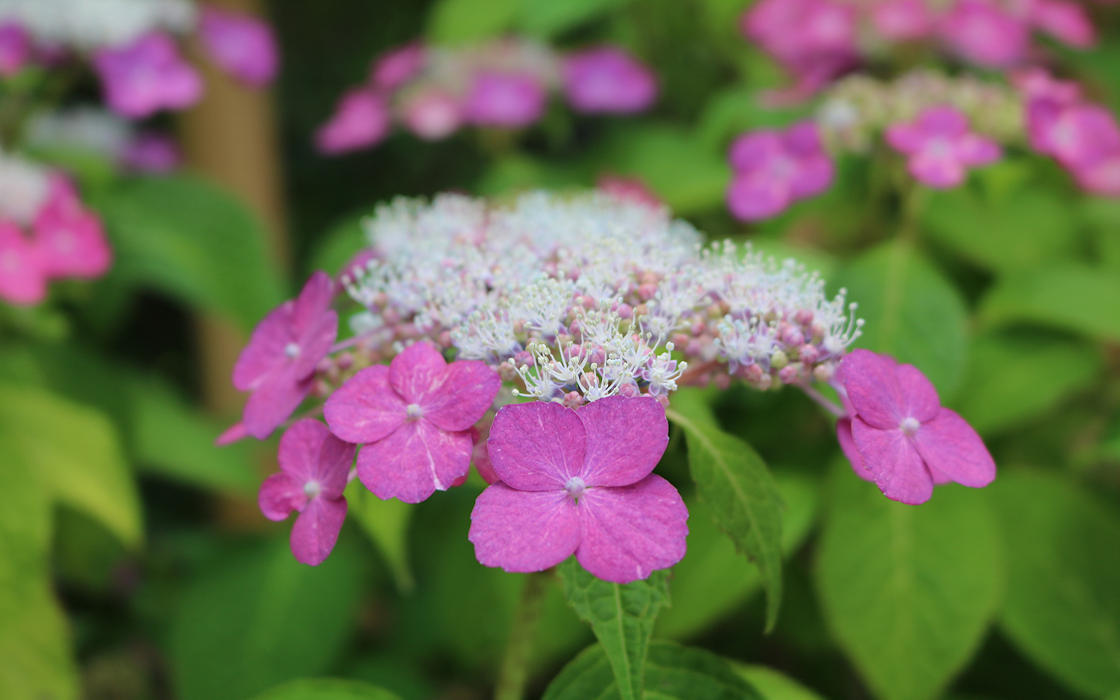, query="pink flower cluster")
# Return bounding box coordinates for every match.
[725,122,833,221]
[316,39,657,155]
[0,172,111,306]
[227,192,995,576]
[744,0,1096,98]
[886,106,1001,188]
